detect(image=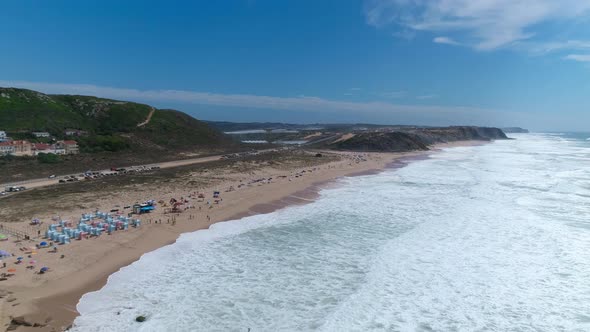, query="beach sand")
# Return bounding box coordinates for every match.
[0,142,483,331]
